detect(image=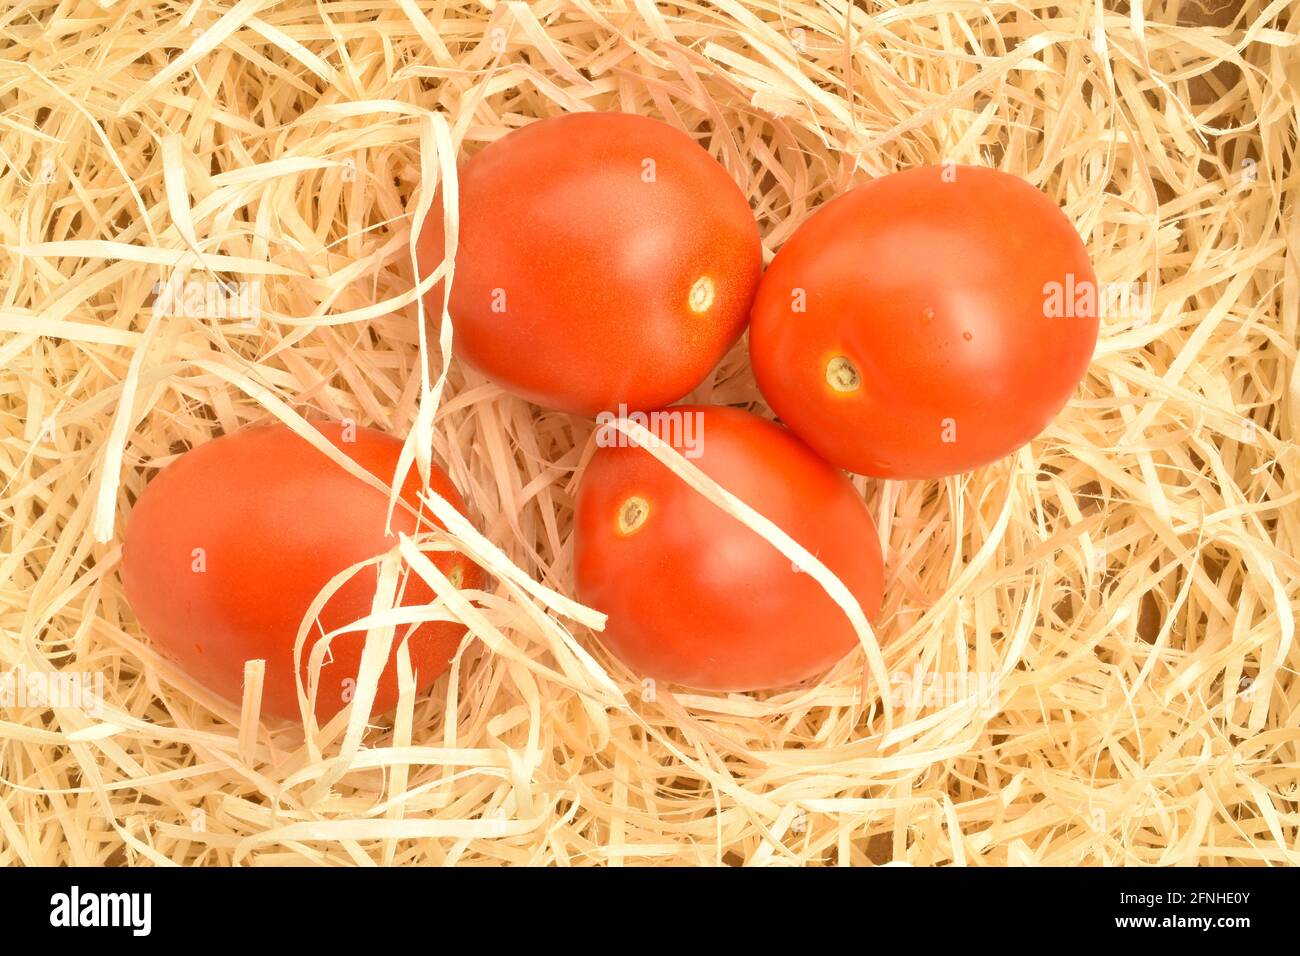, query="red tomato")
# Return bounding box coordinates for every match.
[121,422,481,722]
[417,112,762,416]
[750,165,1099,479]
[574,405,884,691]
